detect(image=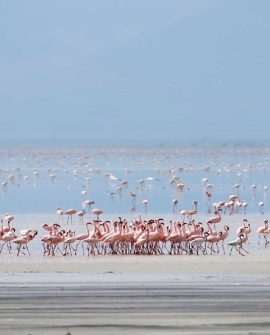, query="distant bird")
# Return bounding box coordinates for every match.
[172,199,178,214]
[64,209,77,224]
[92,208,103,221]
[258,201,264,214]
[56,208,64,224]
[186,200,198,221]
[77,210,86,224]
[129,192,137,212]
[142,199,149,213]
[242,202,248,215]
[84,200,95,212]
[205,191,212,213]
